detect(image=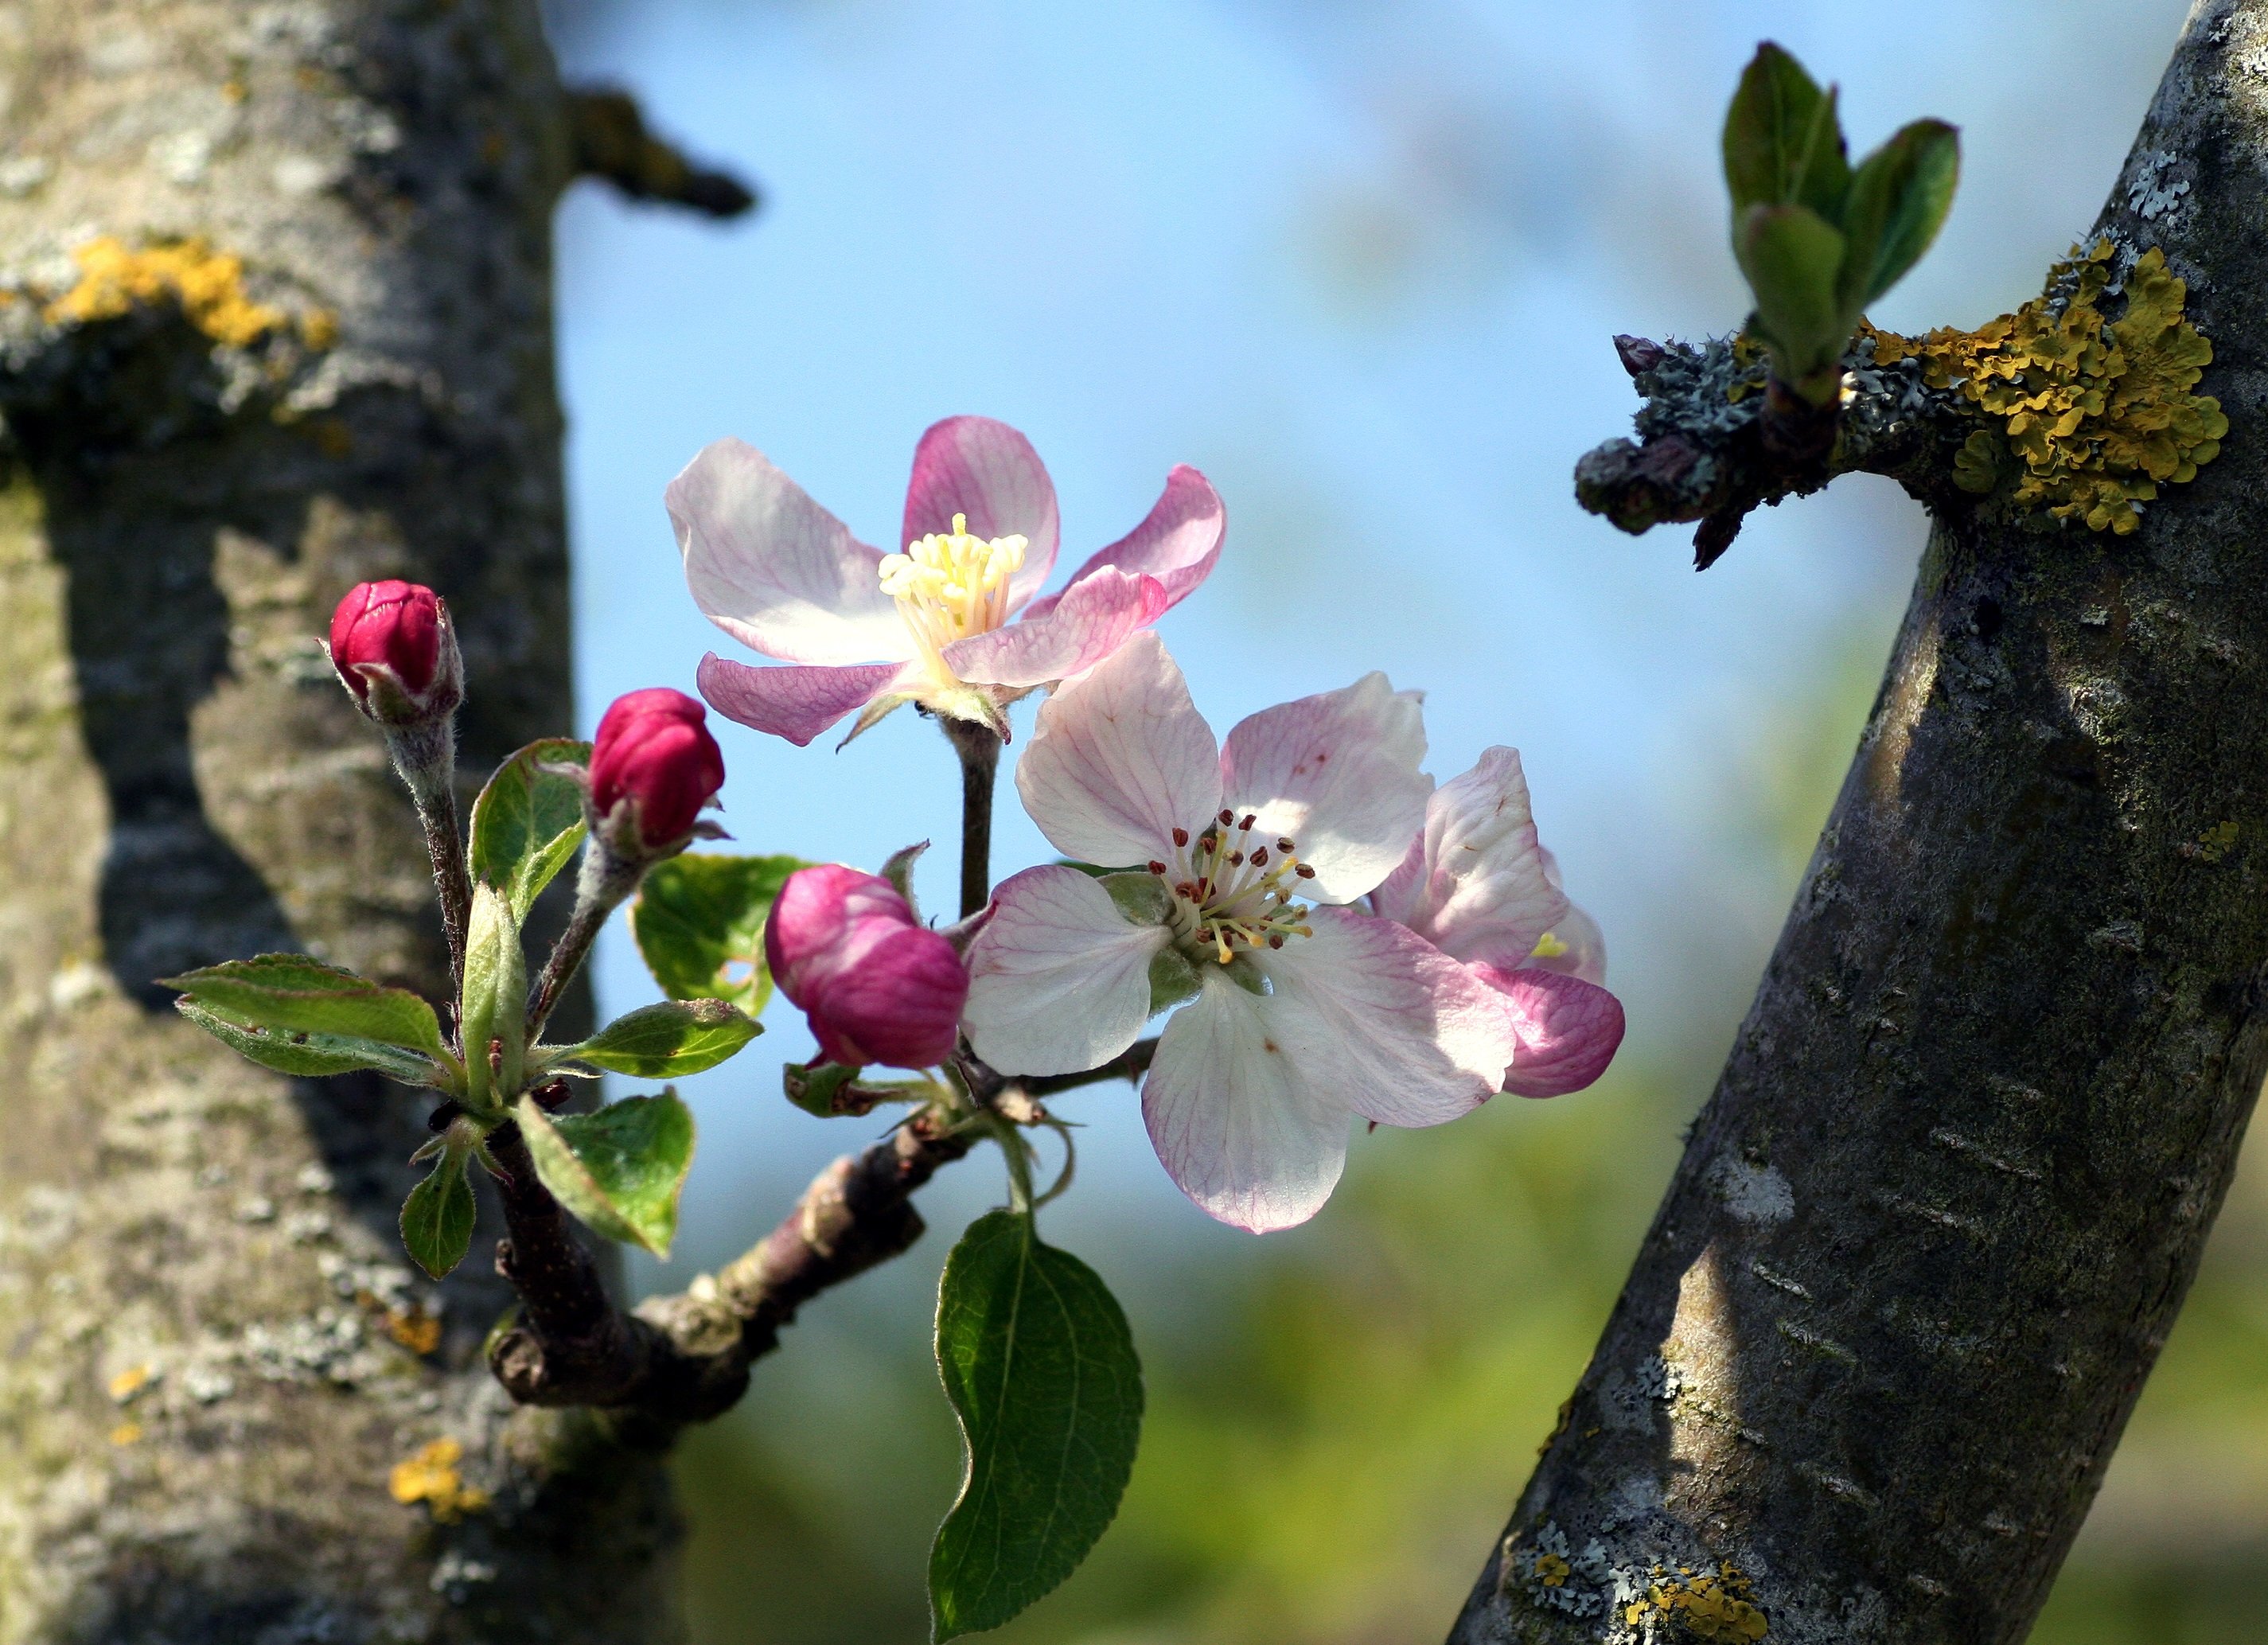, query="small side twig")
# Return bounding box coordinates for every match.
[567,87,756,220]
